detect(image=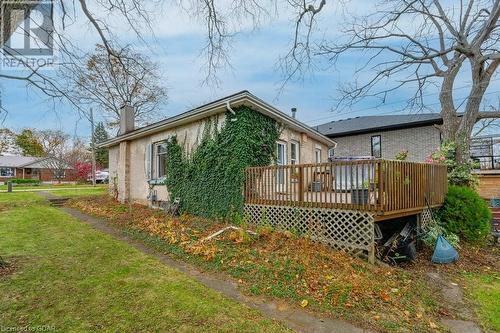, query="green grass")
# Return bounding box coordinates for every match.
[0,184,104,191]
[0,192,45,204]
[465,272,500,332]
[0,197,289,332]
[51,187,106,197]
